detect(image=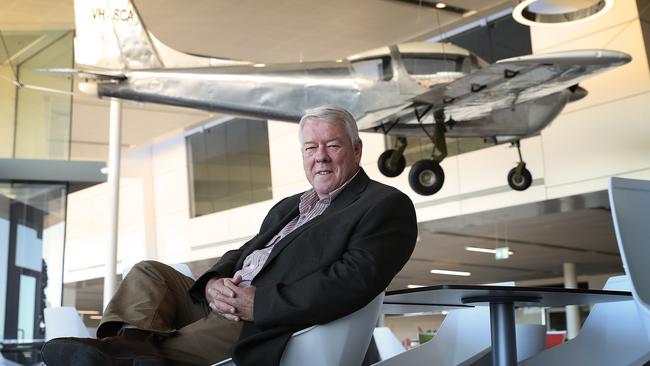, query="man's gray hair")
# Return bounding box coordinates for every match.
[299,105,360,145]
